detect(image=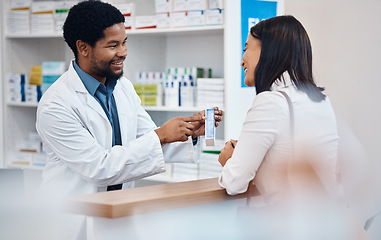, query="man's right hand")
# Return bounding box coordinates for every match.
[154,115,203,144]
